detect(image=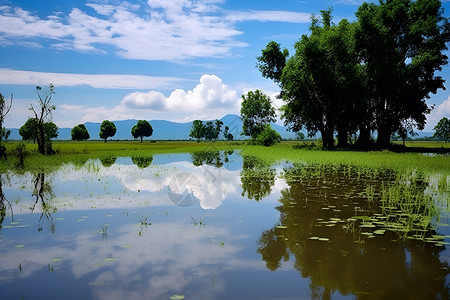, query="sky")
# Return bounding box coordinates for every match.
[1,0,450,132]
